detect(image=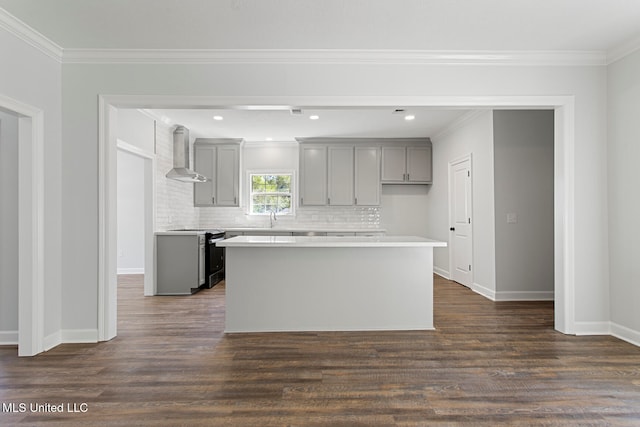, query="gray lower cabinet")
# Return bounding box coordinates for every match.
[156,234,205,295]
